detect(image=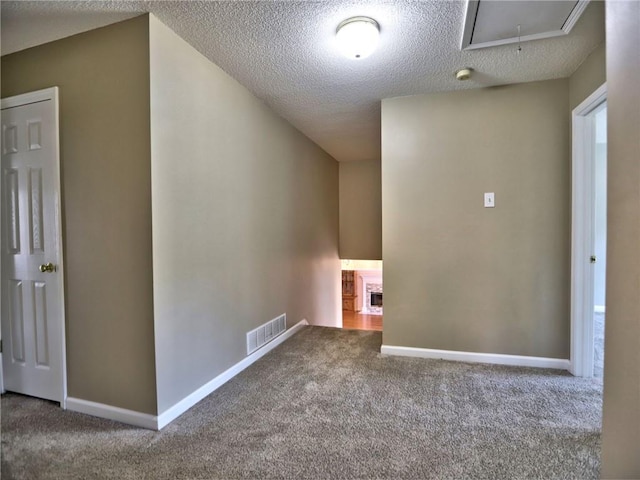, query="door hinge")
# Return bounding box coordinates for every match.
[0,339,3,353]
[590,255,597,264]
